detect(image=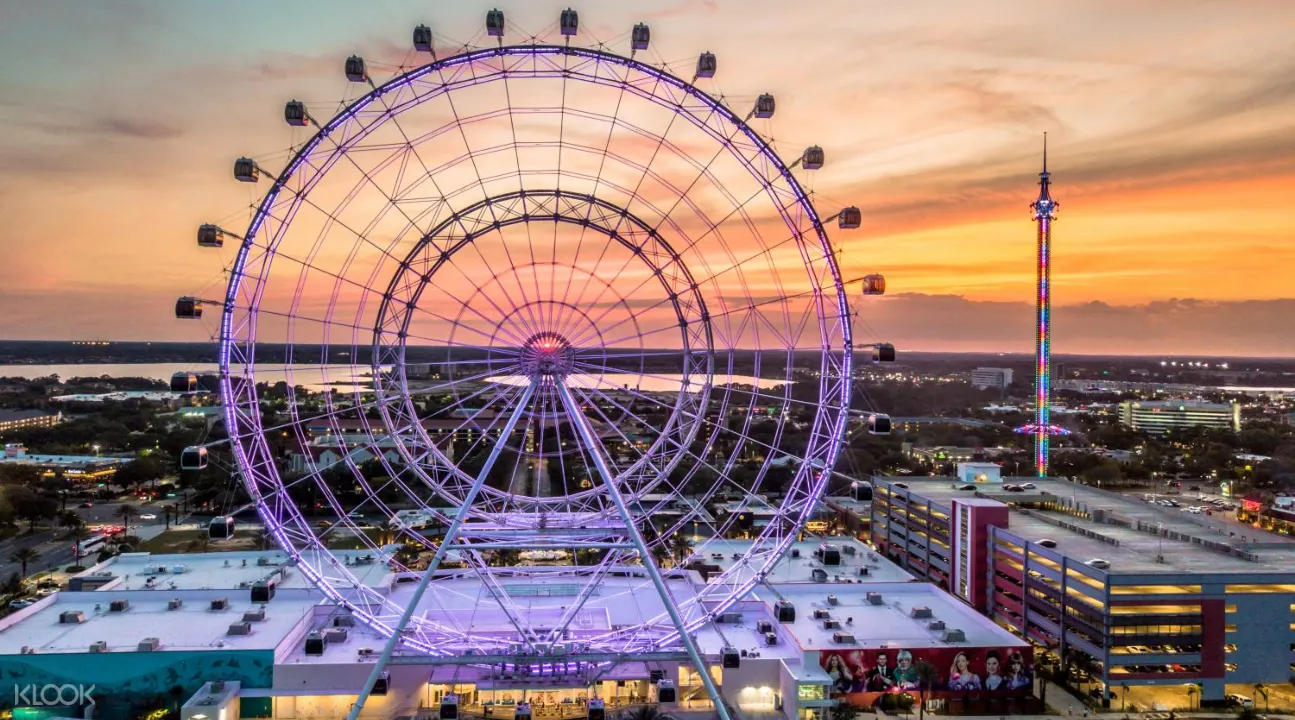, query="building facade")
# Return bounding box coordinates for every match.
[0,409,61,434]
[971,368,1014,390]
[1118,400,1241,433]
